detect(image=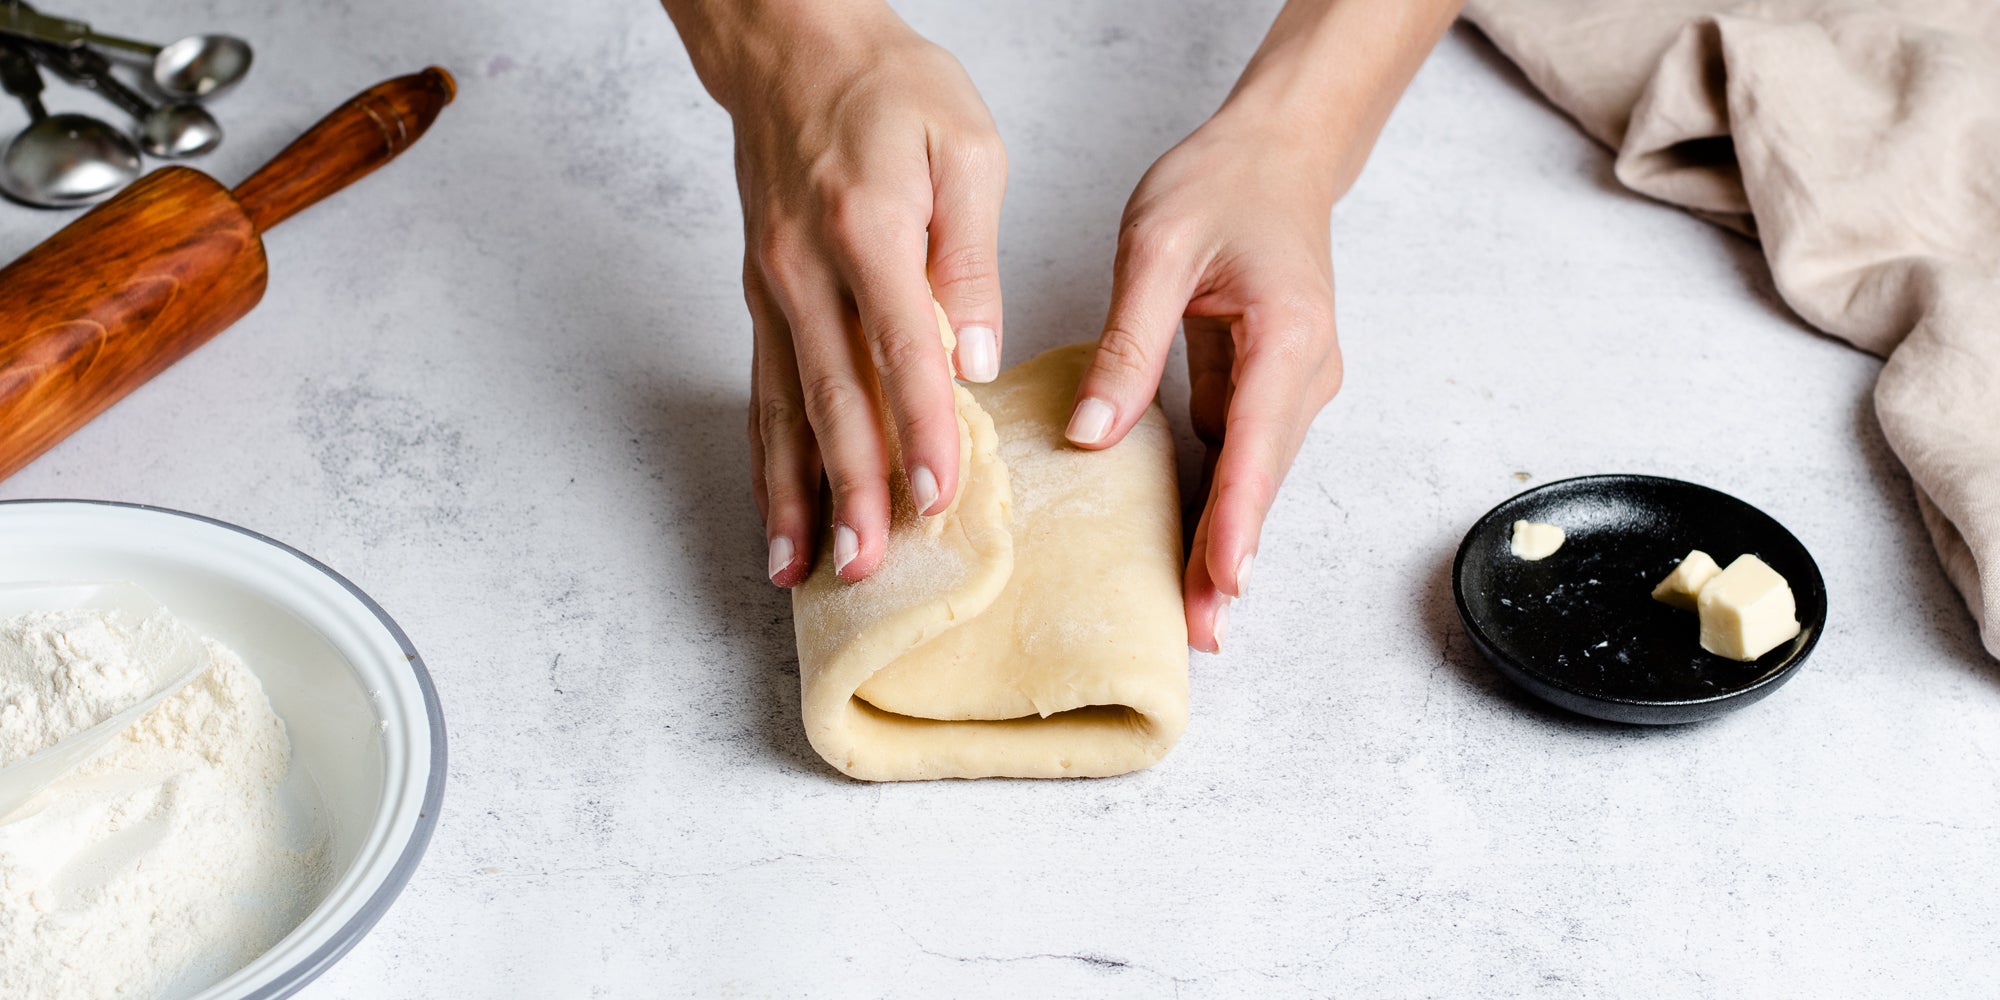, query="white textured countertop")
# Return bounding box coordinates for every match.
[3,1,1996,996]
